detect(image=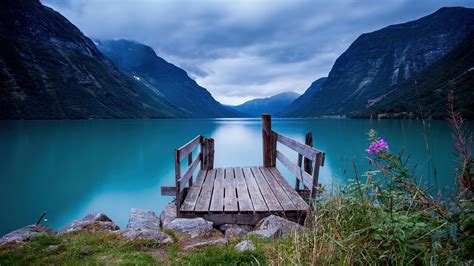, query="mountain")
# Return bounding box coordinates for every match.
[230,92,300,117]
[284,7,474,118]
[360,31,474,119]
[0,0,185,119]
[96,39,241,118]
[284,78,326,115]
